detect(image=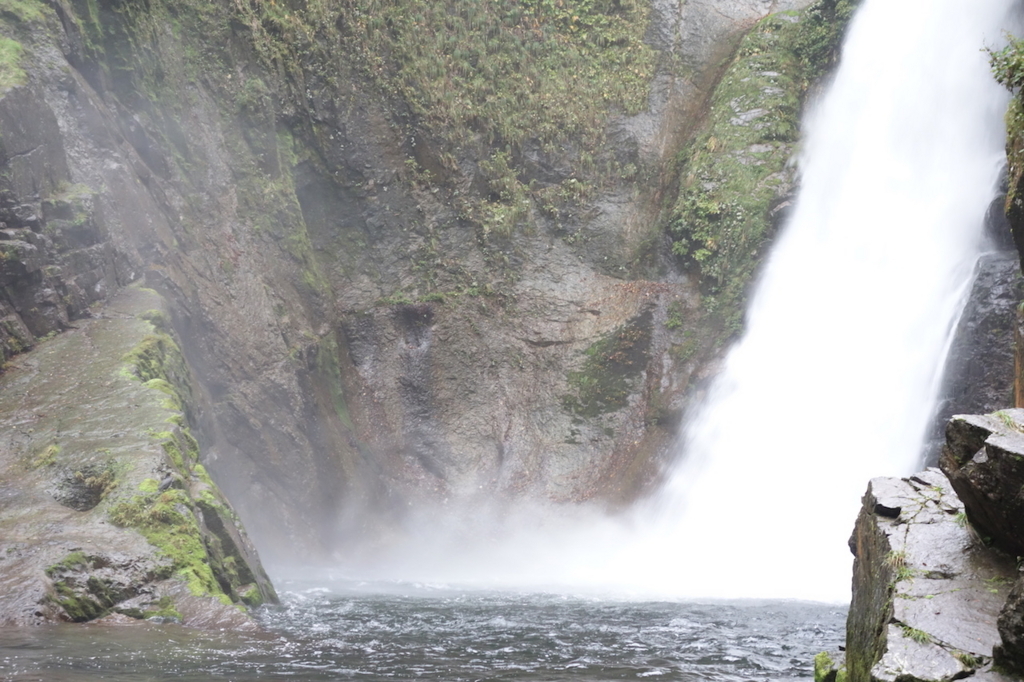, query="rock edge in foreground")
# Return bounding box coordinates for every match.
[0,285,275,627]
[841,409,1024,681]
